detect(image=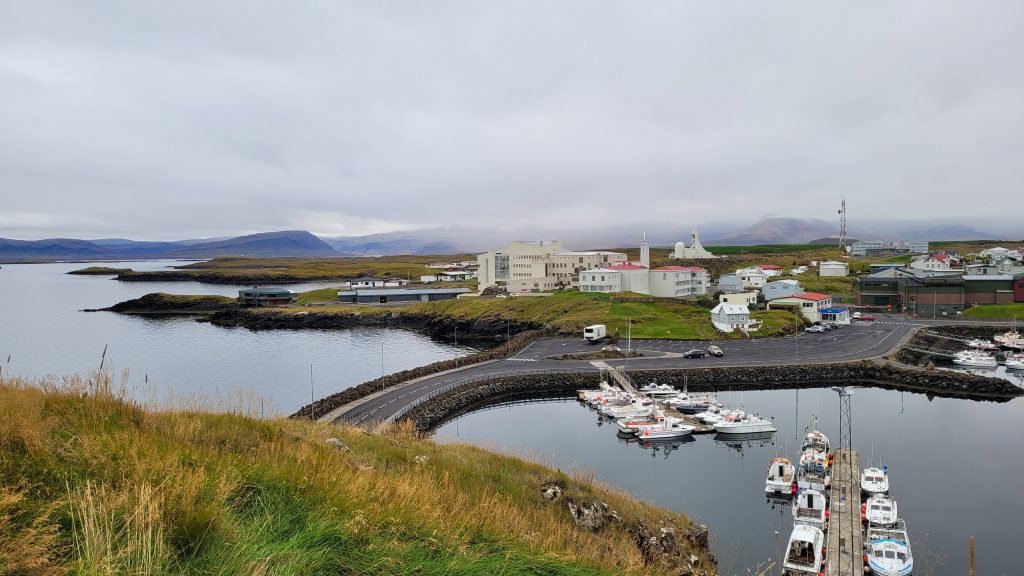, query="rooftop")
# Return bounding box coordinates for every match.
[338,288,471,297]
[789,292,831,301]
[654,265,706,272]
[608,263,648,271]
[964,275,1014,281]
[712,303,749,315]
